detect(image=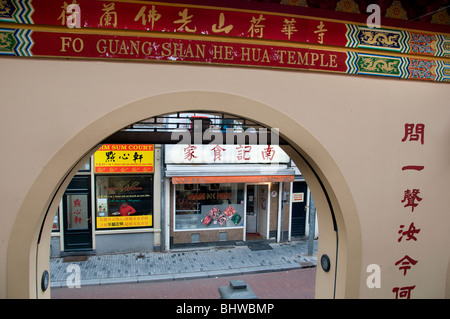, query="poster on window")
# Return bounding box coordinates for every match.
[67,194,89,230]
[175,183,245,230]
[96,175,153,229]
